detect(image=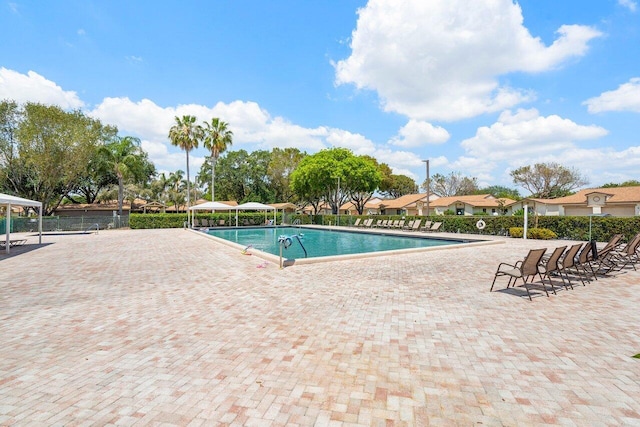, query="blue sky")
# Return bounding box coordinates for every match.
[2,0,639,194]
